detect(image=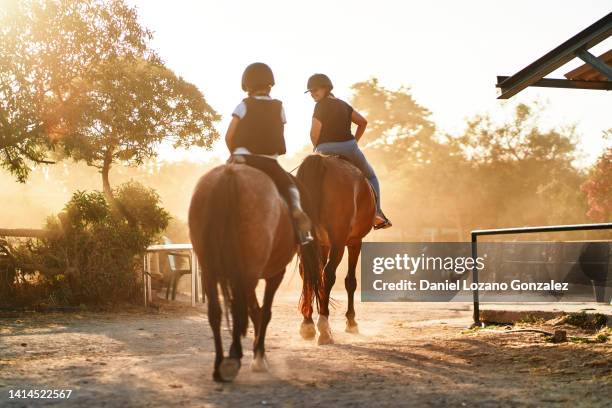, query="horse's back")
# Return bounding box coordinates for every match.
[319,156,375,244]
[188,163,294,280]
